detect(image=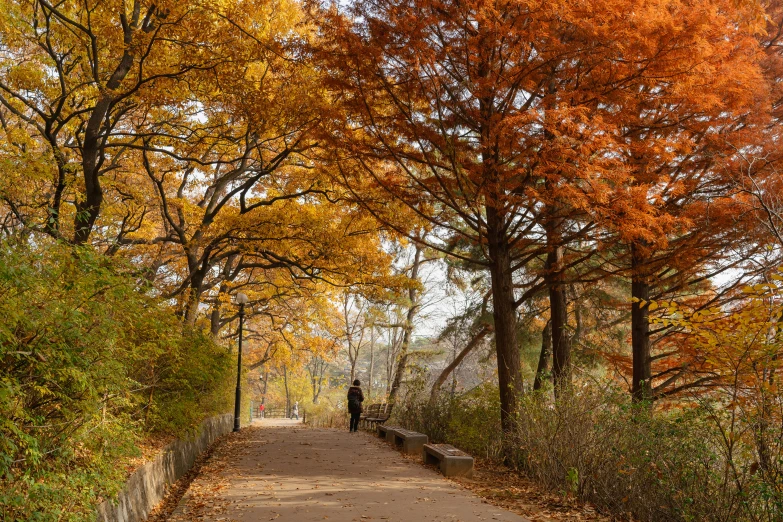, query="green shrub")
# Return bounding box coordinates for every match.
[0,240,233,521]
